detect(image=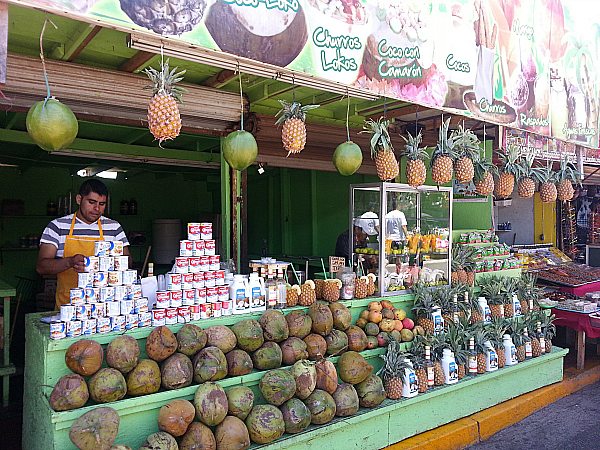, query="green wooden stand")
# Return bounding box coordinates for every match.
[23,294,566,450]
[0,279,16,407]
